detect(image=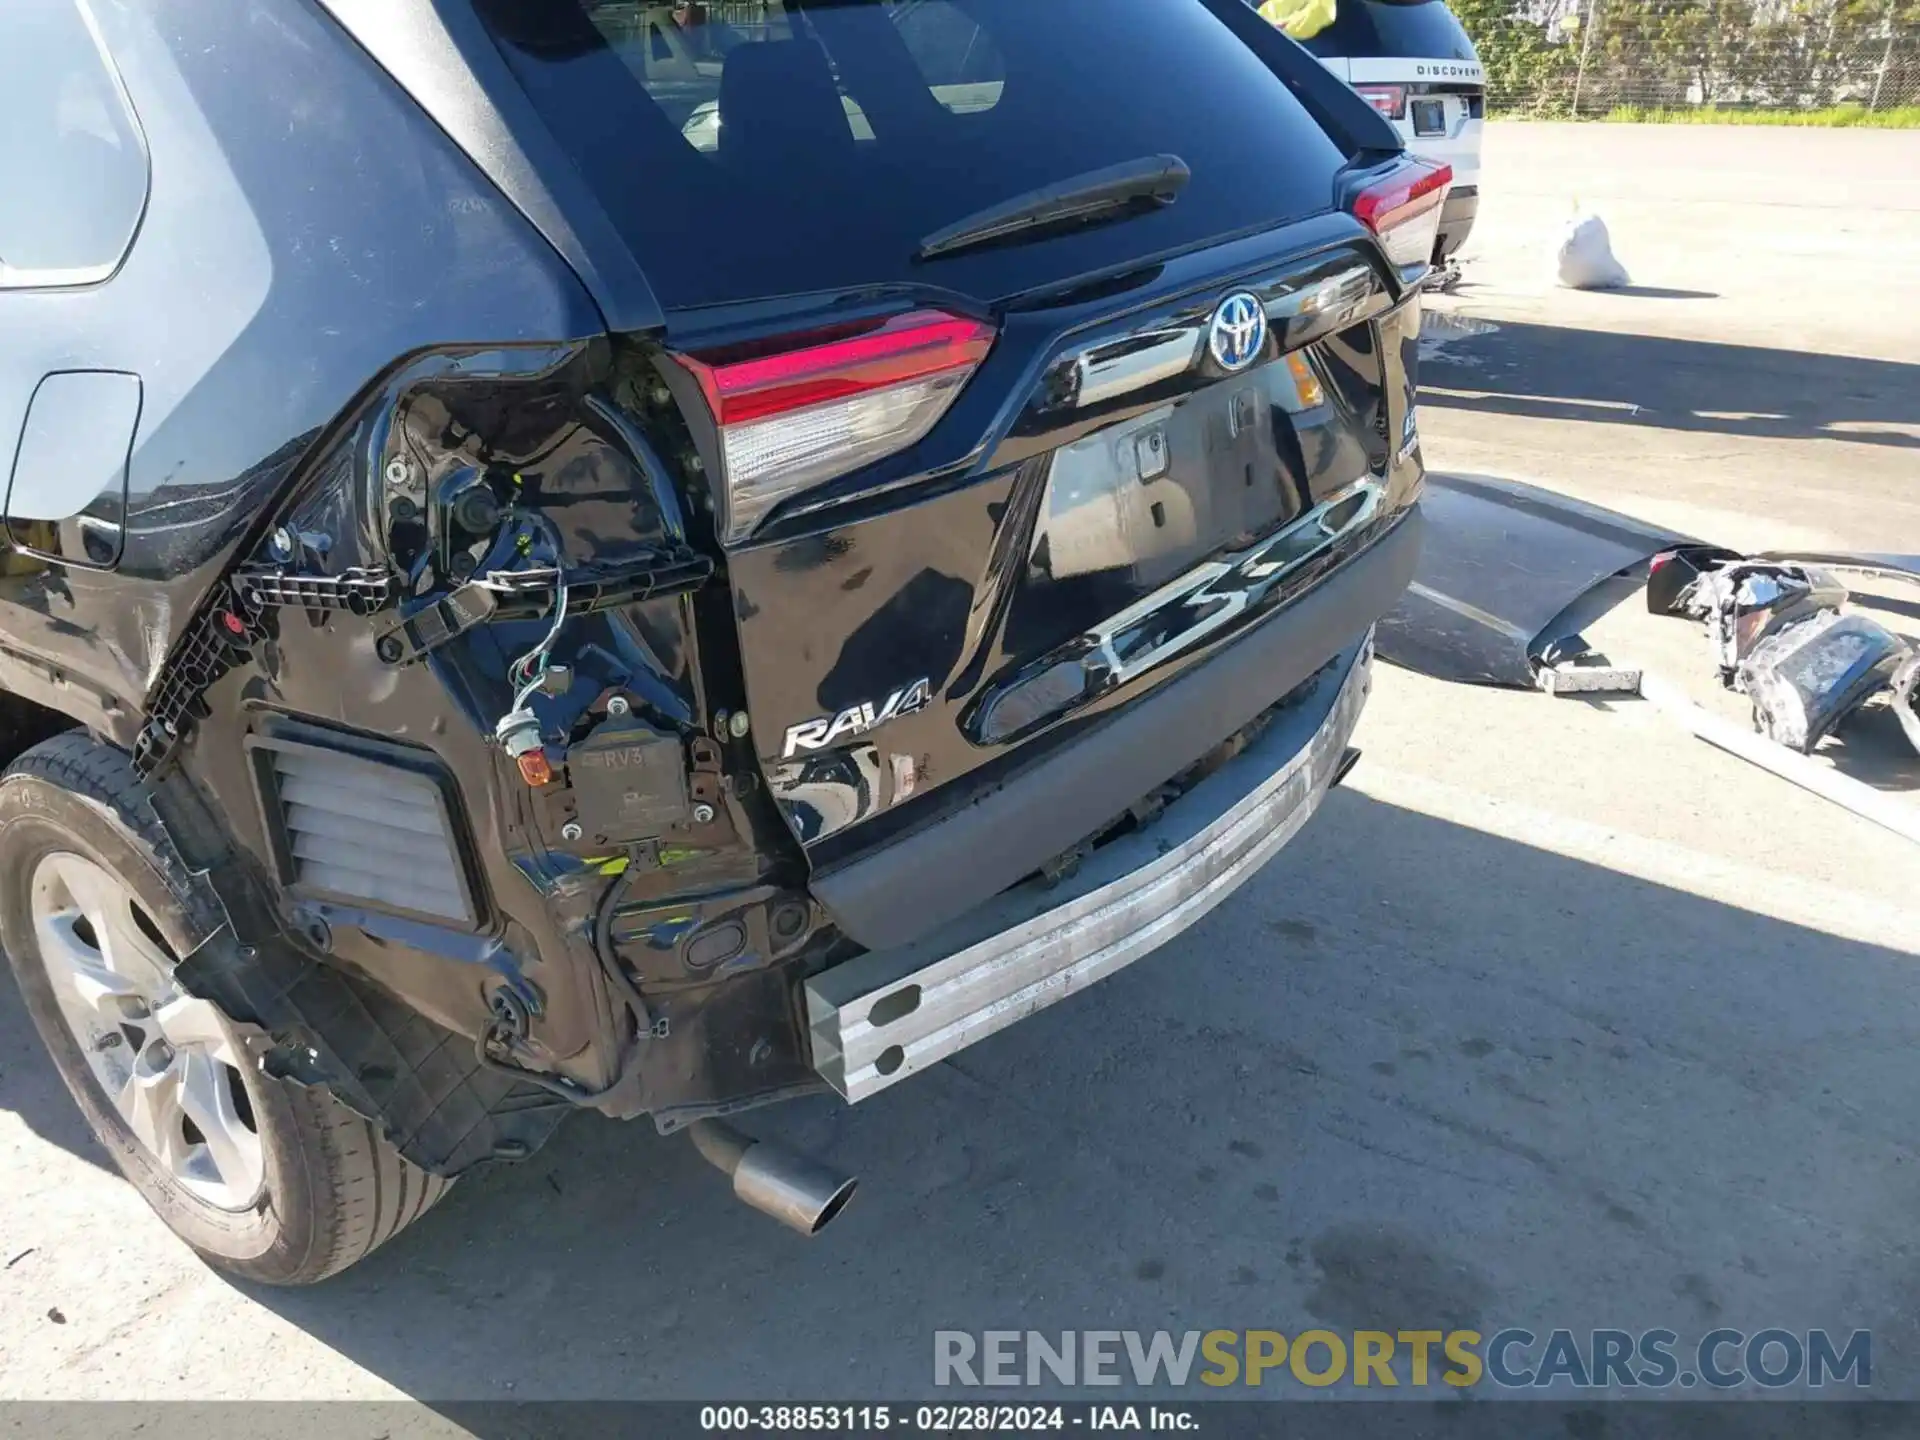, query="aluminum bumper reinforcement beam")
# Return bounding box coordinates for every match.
[806,637,1371,1103]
